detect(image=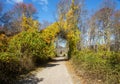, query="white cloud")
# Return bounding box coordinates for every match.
[33,0,48,11]
[39,0,48,5]
[7,0,23,3]
[6,0,48,11]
